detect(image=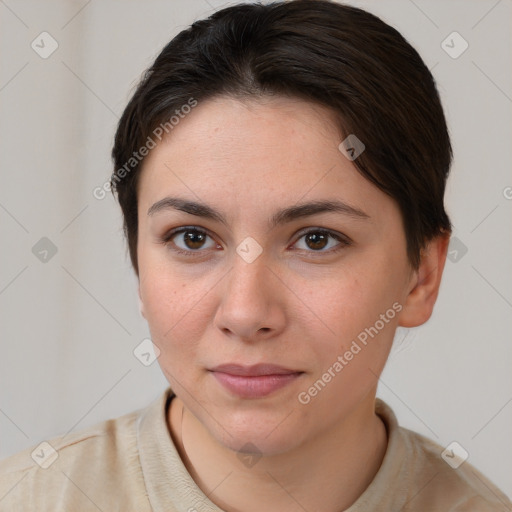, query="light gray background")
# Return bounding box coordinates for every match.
[1,0,511,499]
